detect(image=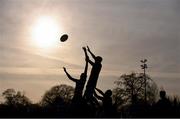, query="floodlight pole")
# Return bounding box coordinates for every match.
[140,59,148,103]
